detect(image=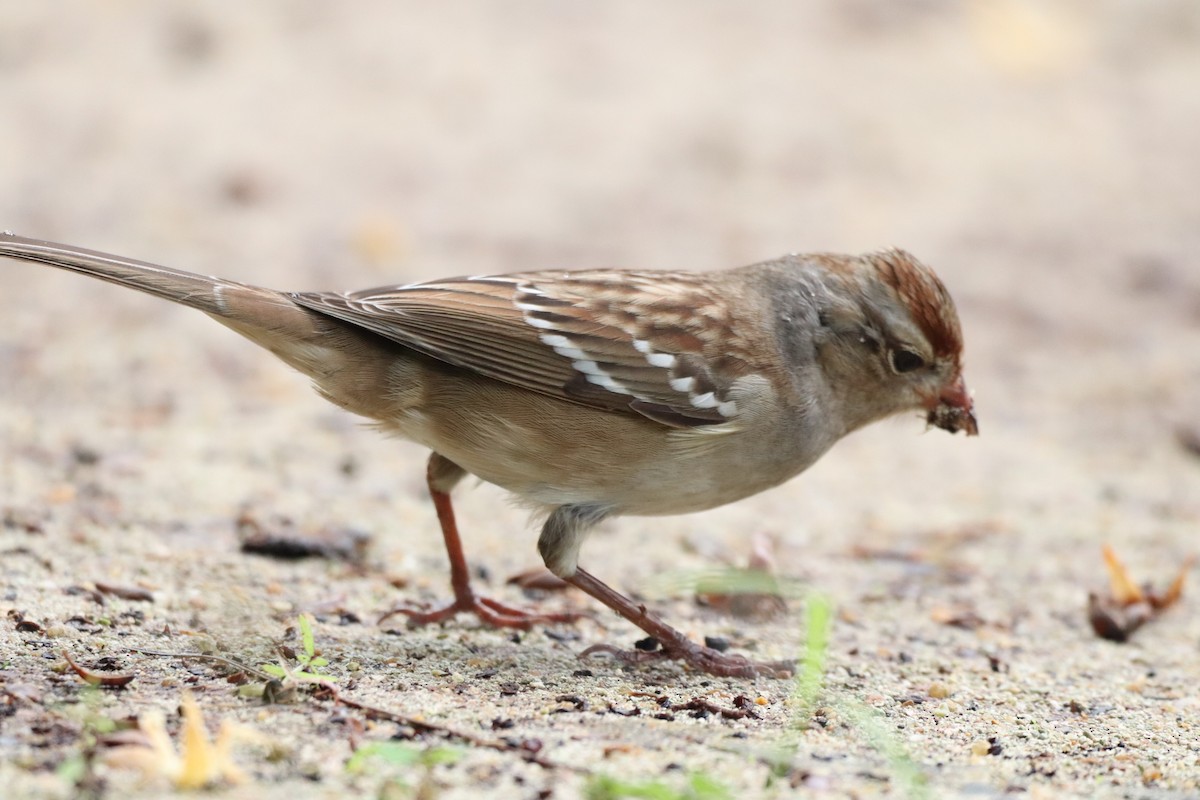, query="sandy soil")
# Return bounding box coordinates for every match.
[2,2,1199,798]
